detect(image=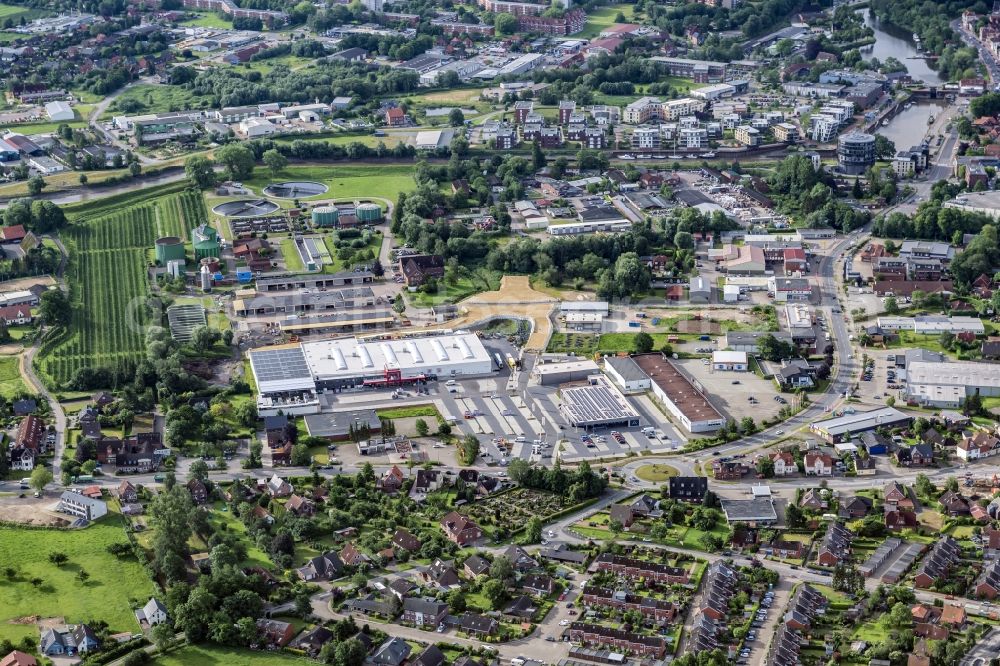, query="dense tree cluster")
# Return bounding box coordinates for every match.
[874,201,994,245]
[180,60,419,108]
[871,0,985,76]
[507,459,607,501]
